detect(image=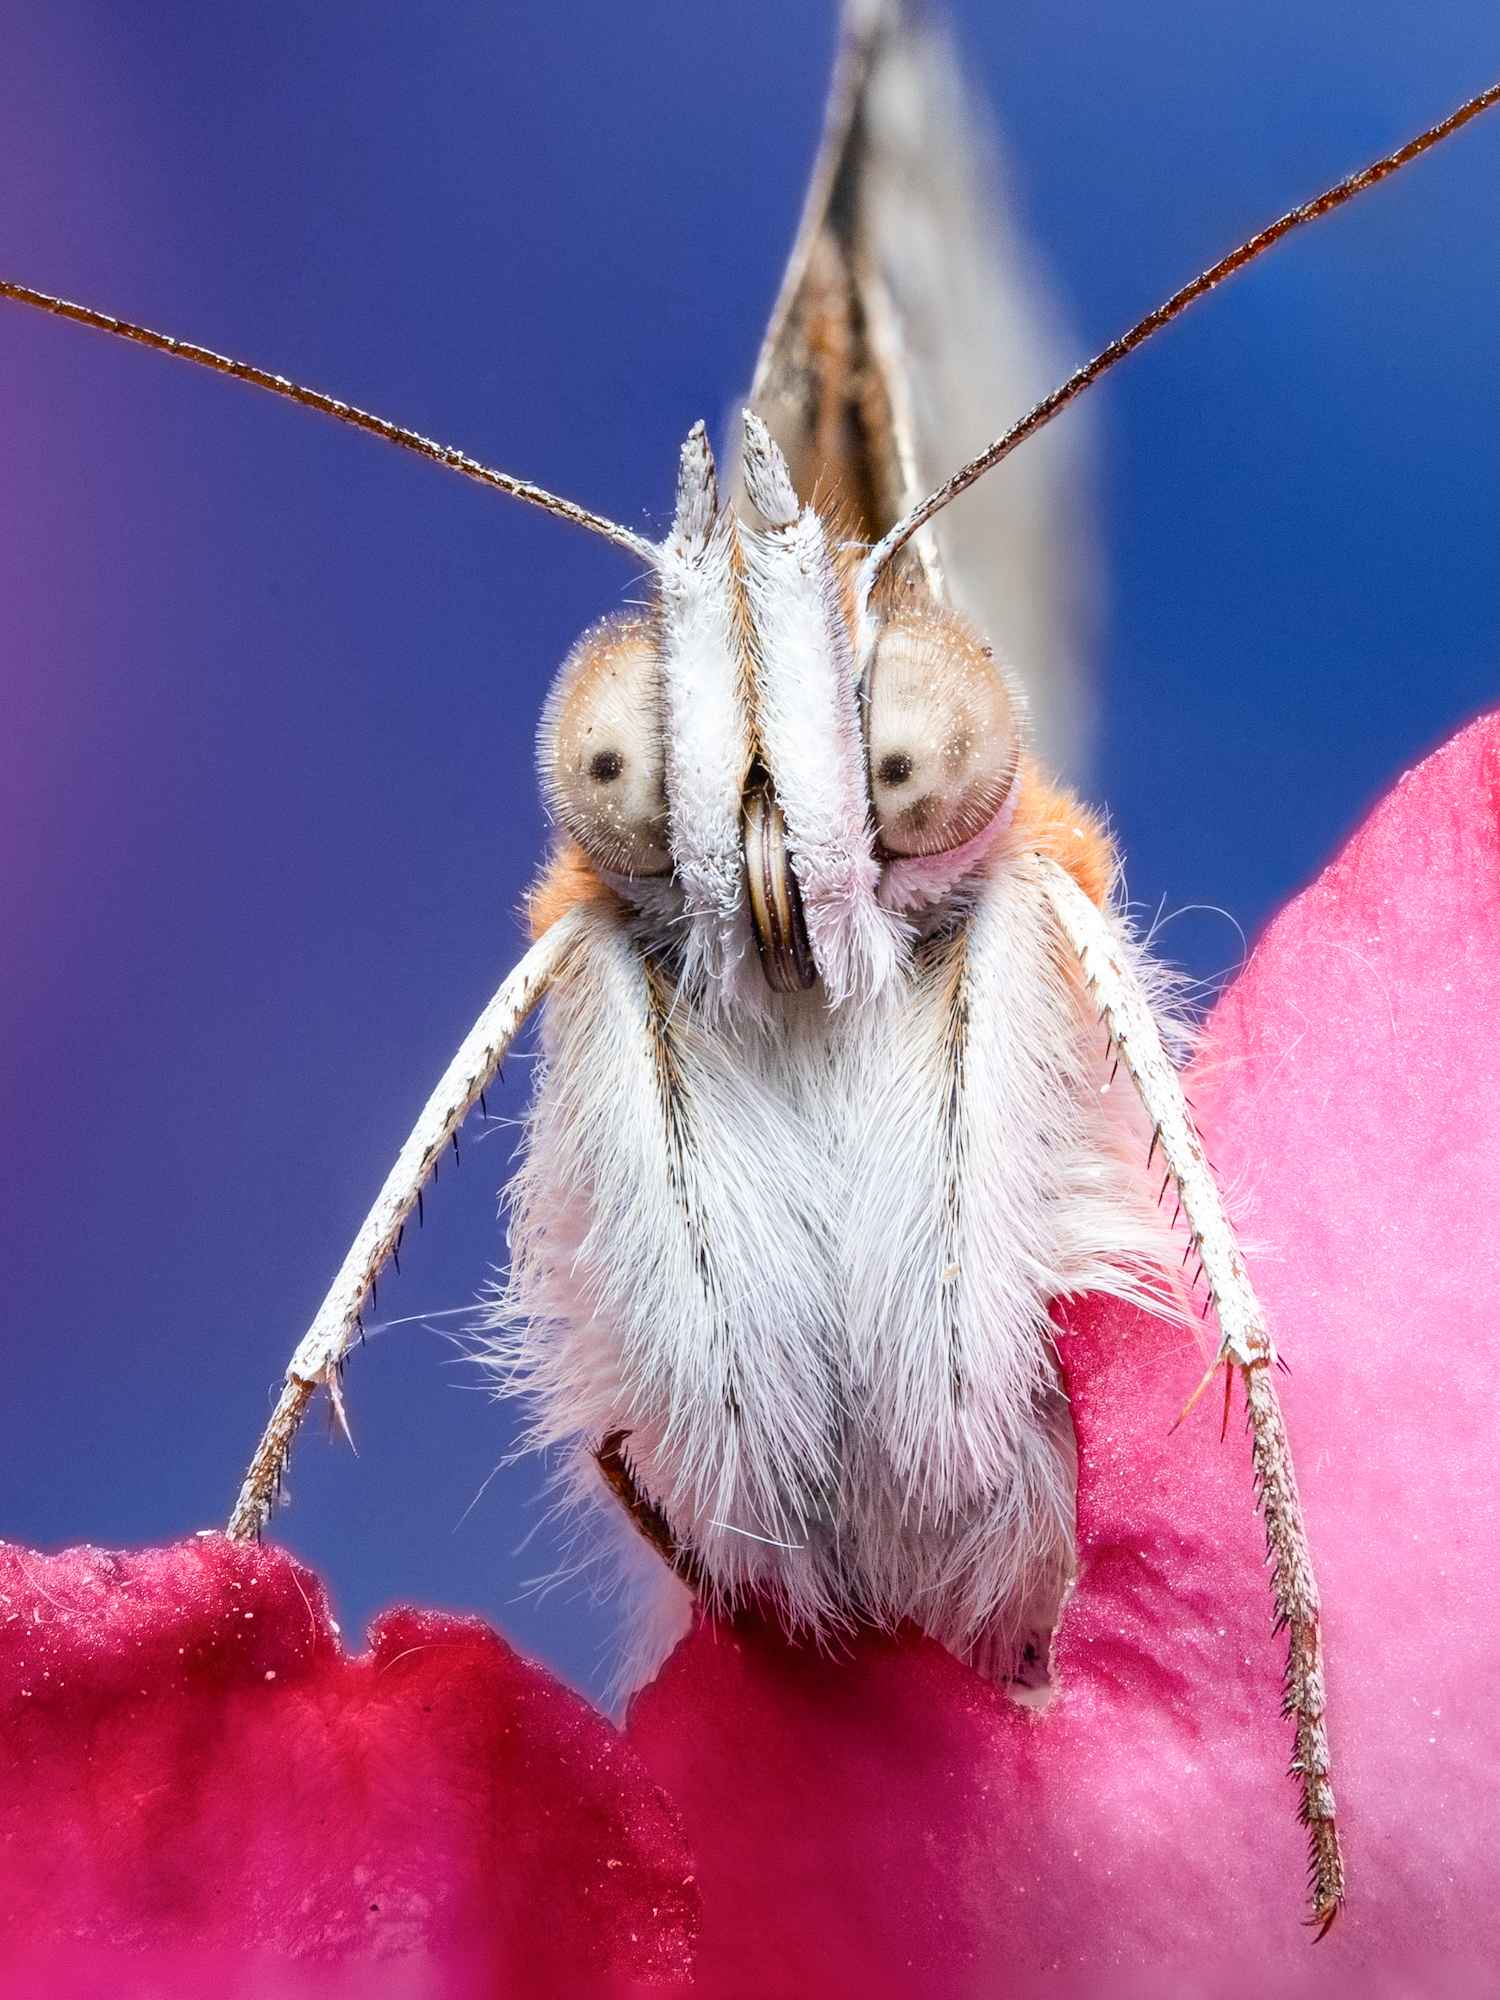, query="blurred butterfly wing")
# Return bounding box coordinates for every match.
[743,0,1096,774]
[743,3,930,567]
